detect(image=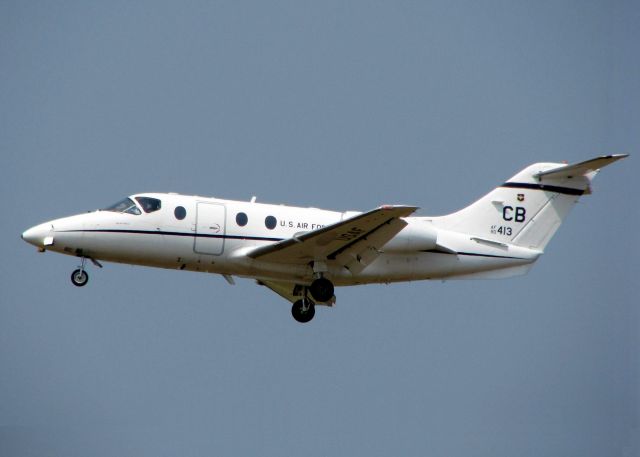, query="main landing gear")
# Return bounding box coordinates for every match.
[291,298,315,323]
[290,277,335,323]
[309,277,334,303]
